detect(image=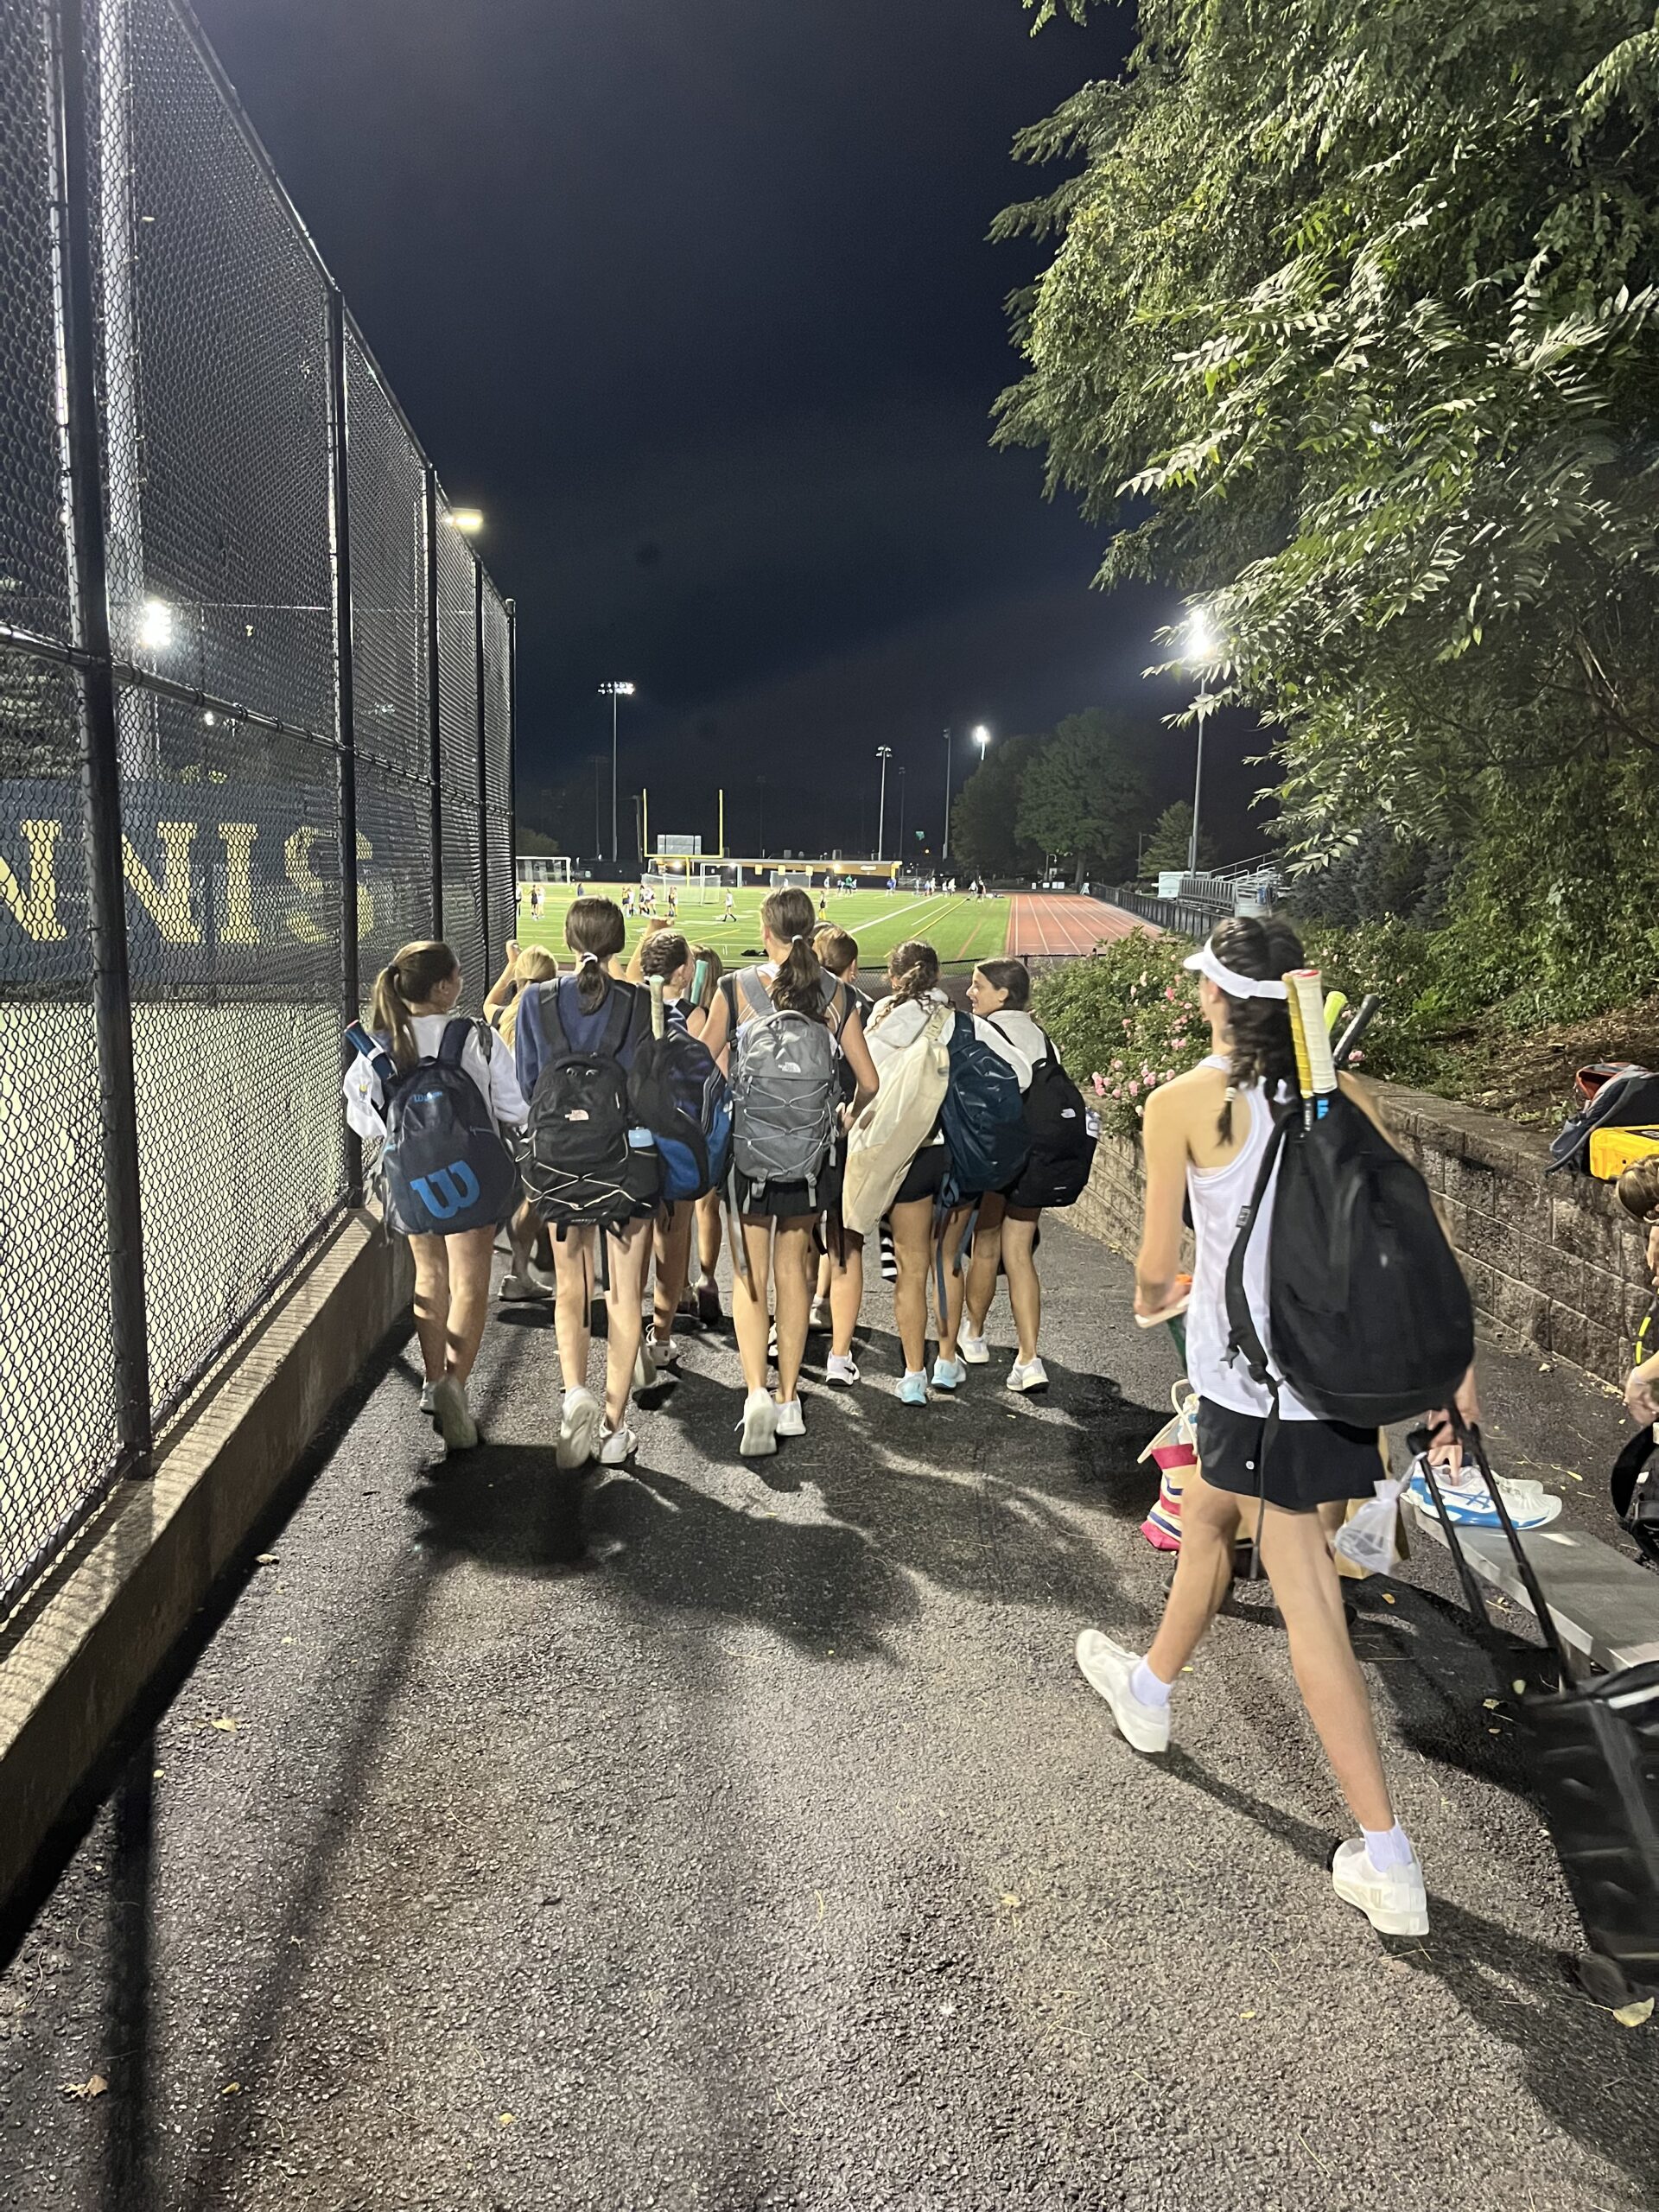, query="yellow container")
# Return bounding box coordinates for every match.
[1588,1124,1659,1179]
